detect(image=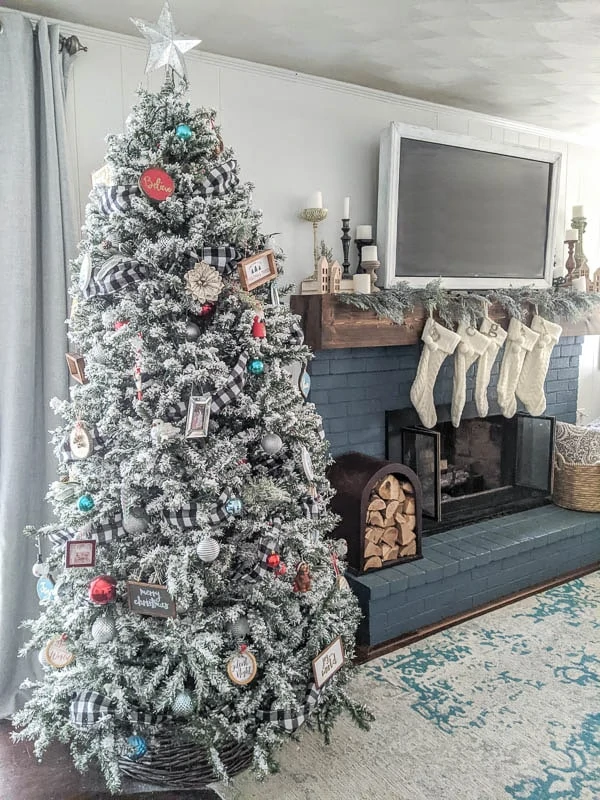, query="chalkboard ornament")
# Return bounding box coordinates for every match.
[127,580,176,618]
